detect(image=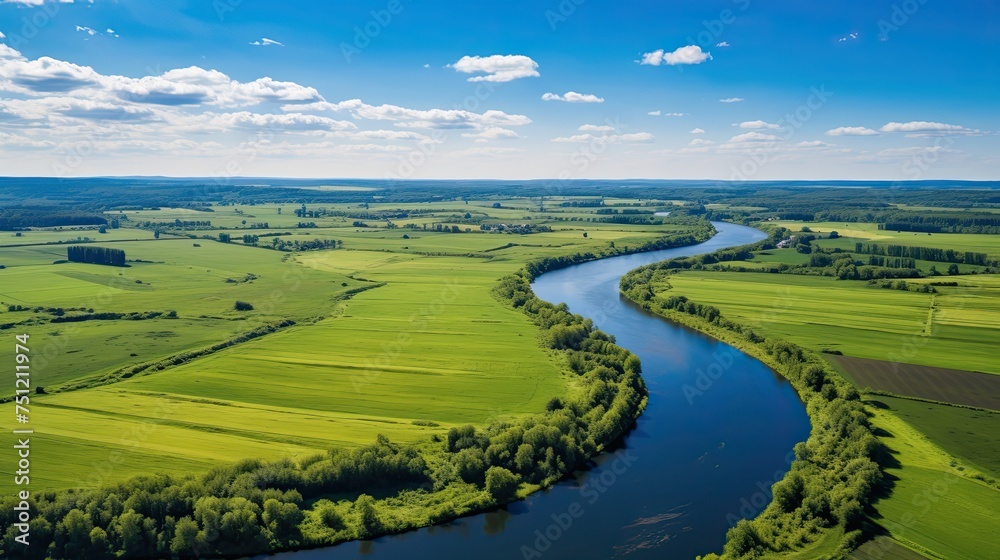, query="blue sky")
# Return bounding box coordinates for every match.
[0,0,997,179]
